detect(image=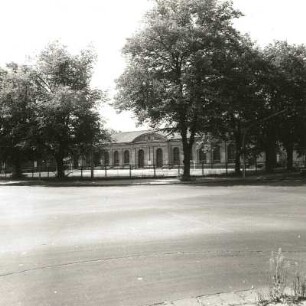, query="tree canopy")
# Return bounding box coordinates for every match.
[0,42,107,178]
[0,64,39,177]
[116,0,306,176]
[35,43,106,178]
[116,0,244,179]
